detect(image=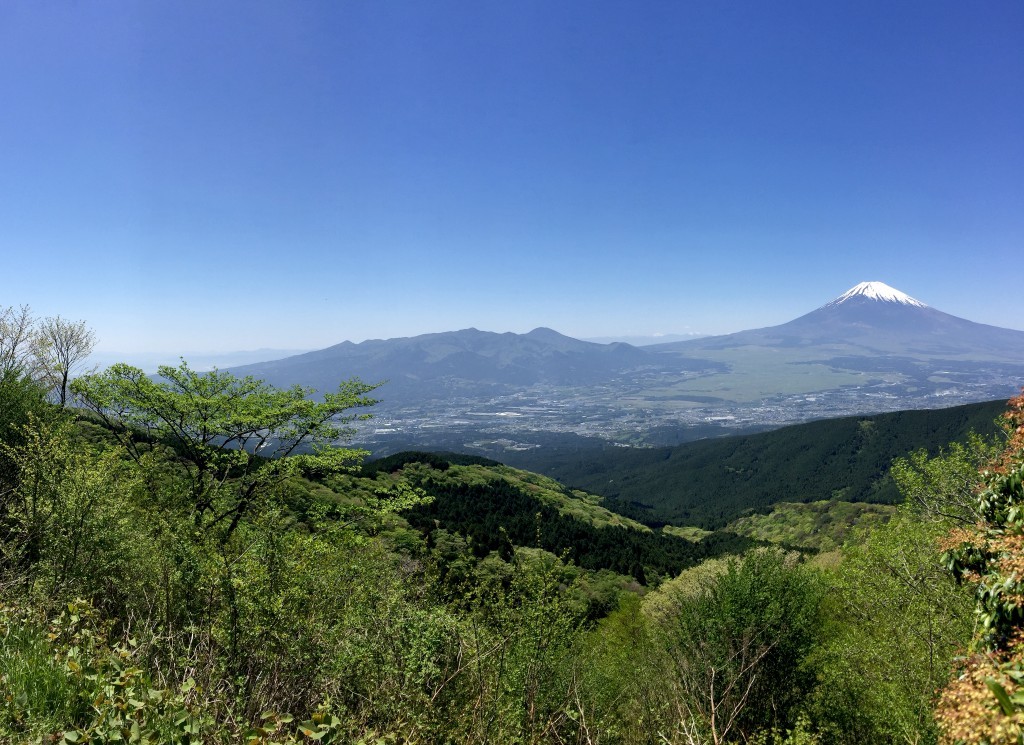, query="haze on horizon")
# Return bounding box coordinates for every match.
[1,2,1021,355]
